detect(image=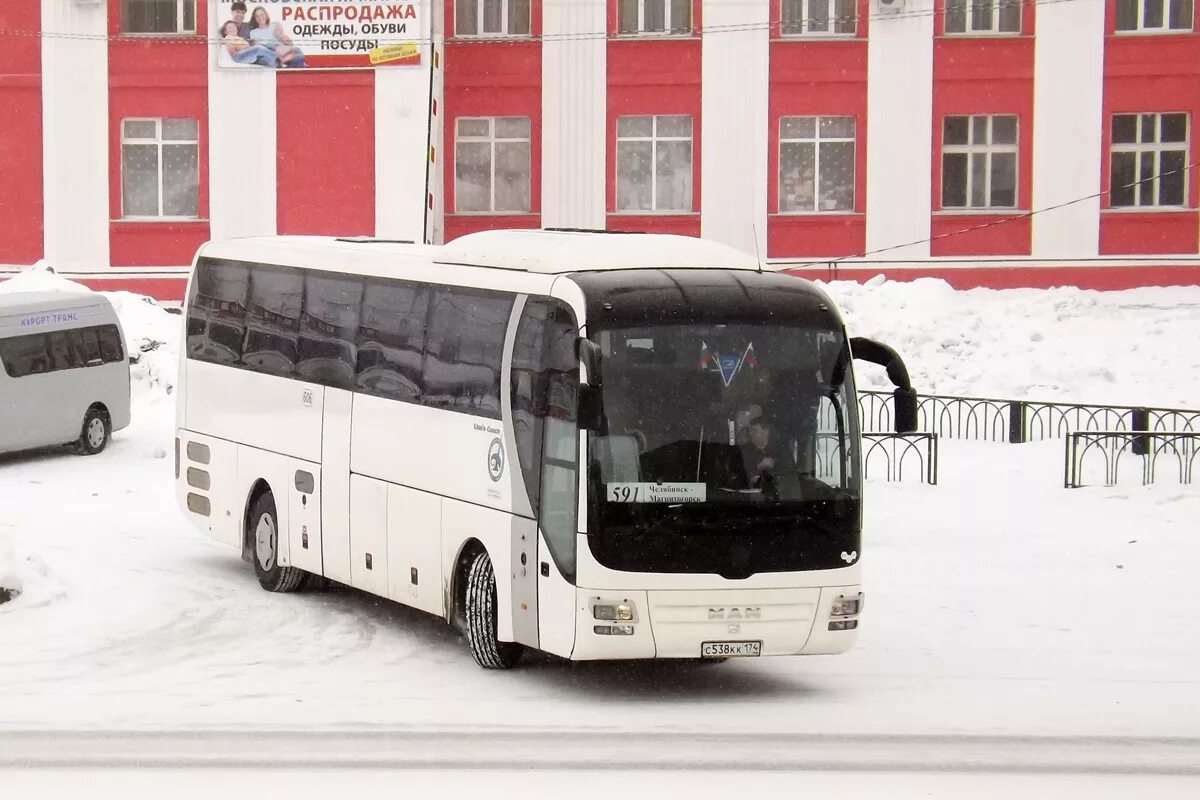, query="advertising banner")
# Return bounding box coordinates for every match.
[215,0,422,70]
